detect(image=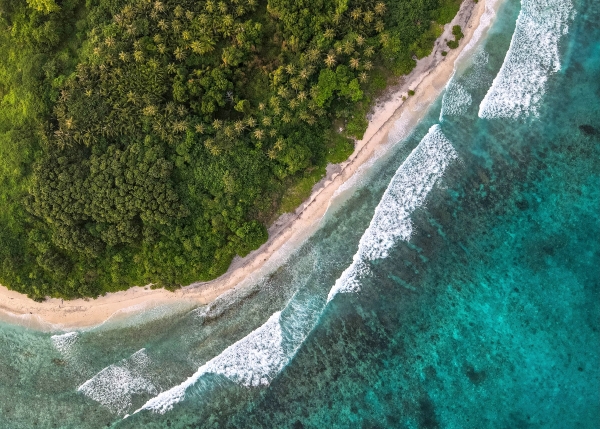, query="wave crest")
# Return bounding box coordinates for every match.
[479,0,574,119]
[328,125,458,302]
